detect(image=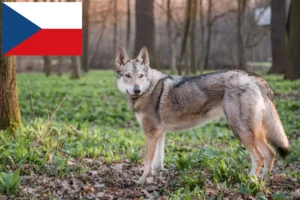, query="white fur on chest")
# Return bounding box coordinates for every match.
[135,112,144,127]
